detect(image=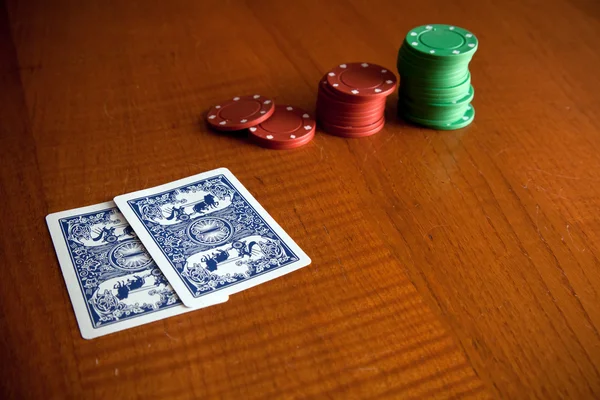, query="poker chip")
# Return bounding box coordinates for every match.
[397,24,478,130]
[400,72,471,103]
[326,63,397,100]
[406,24,478,58]
[317,64,396,138]
[319,117,386,138]
[318,81,387,112]
[320,111,383,125]
[206,95,275,131]
[405,104,475,130]
[400,85,475,121]
[317,103,384,127]
[317,95,385,118]
[248,105,315,150]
